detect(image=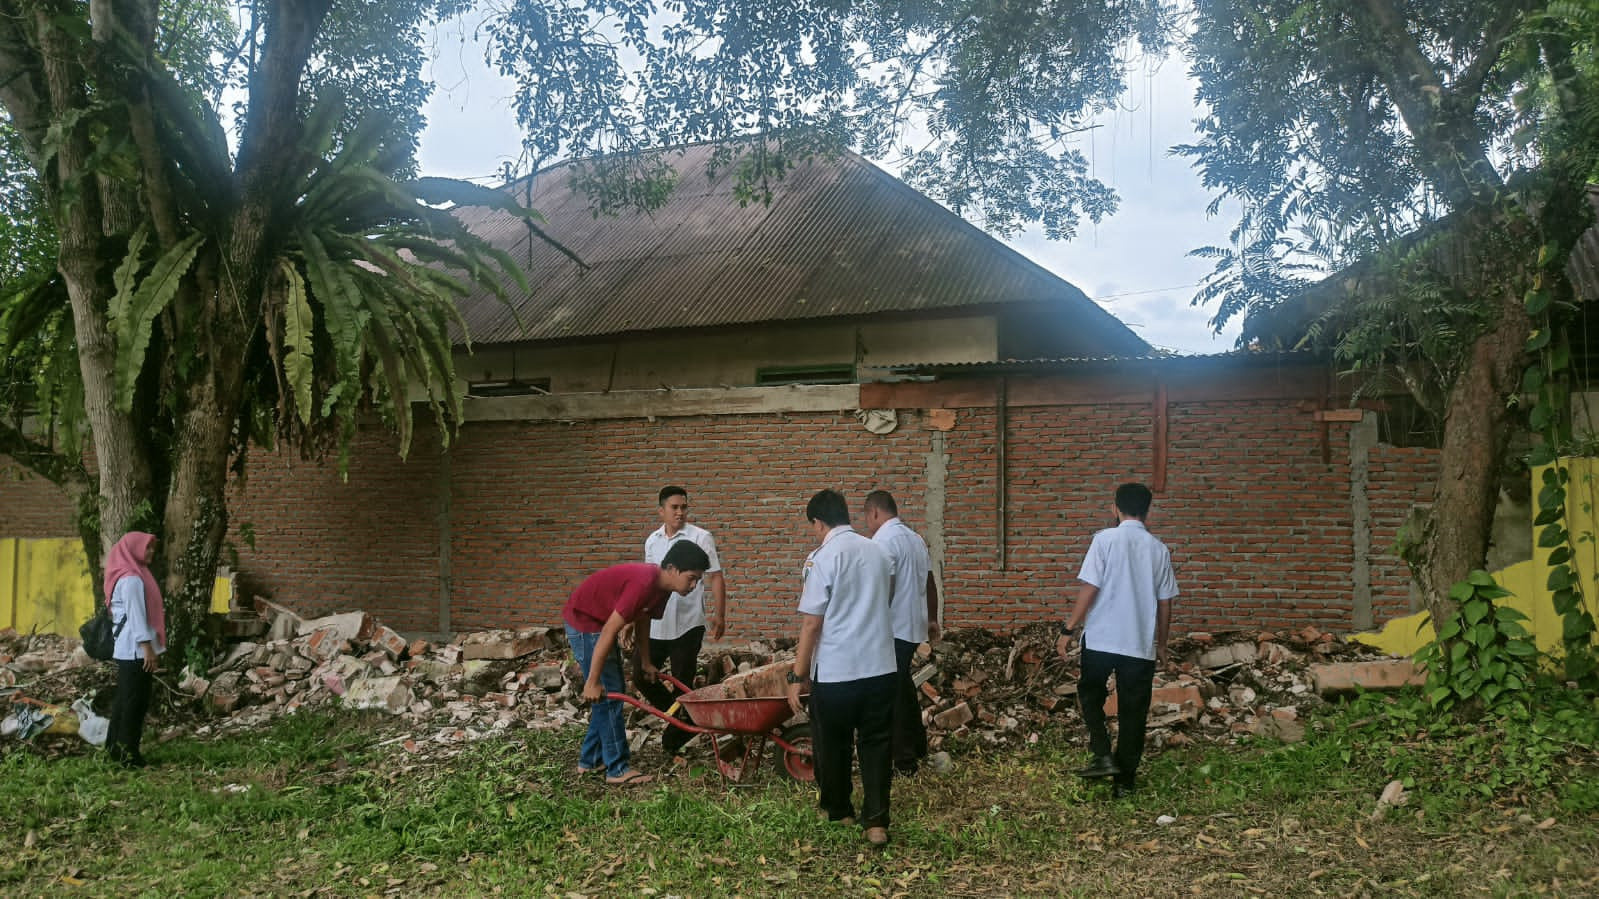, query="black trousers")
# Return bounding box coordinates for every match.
[810,672,895,828]
[891,639,928,771]
[1077,646,1156,788]
[106,659,153,763]
[637,625,705,755]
